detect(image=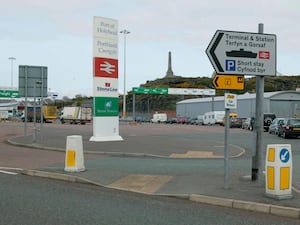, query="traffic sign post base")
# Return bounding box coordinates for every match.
[265,144,292,200]
[65,135,85,172]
